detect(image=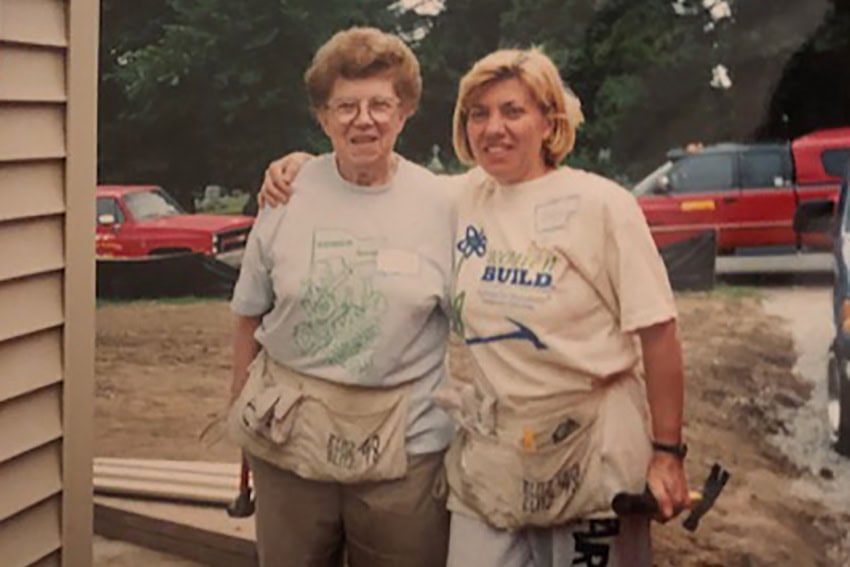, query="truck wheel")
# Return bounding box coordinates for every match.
[829,349,850,456]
